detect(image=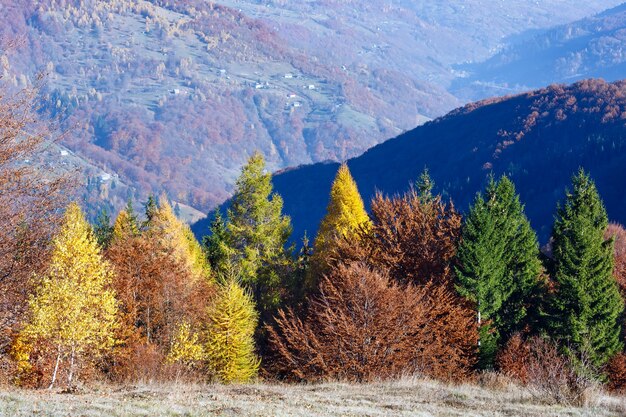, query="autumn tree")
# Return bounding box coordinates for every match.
[112,205,139,241]
[455,176,542,369]
[606,223,626,295]
[0,73,74,377]
[204,279,260,383]
[548,169,623,371]
[149,198,211,281]
[267,261,477,382]
[105,227,214,380]
[310,163,370,284]
[360,187,461,287]
[17,203,117,388]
